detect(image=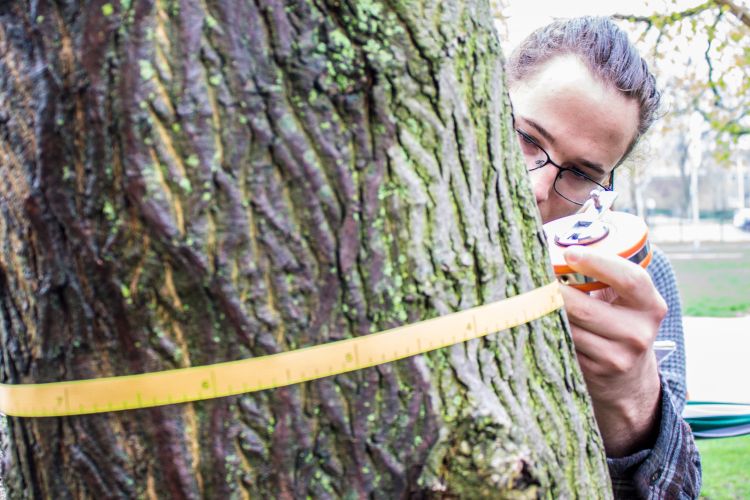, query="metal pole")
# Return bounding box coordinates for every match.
[690,164,700,248]
[738,156,746,210]
[688,113,702,249]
